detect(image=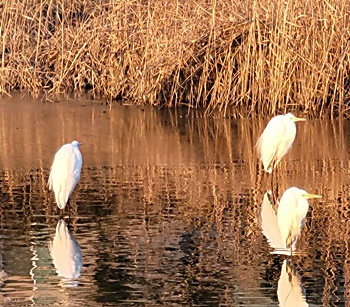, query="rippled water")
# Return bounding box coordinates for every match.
[0,96,349,305]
